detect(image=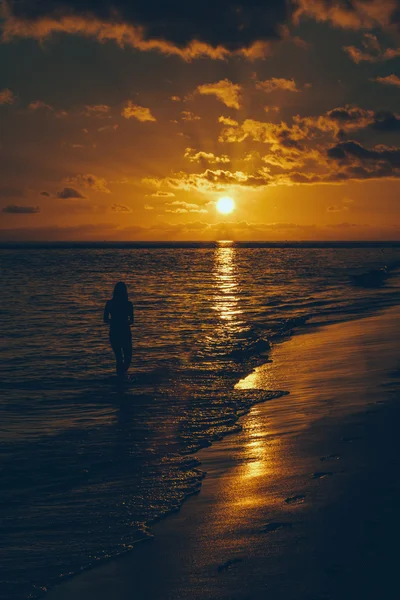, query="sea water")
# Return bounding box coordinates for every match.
[1,243,400,599]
